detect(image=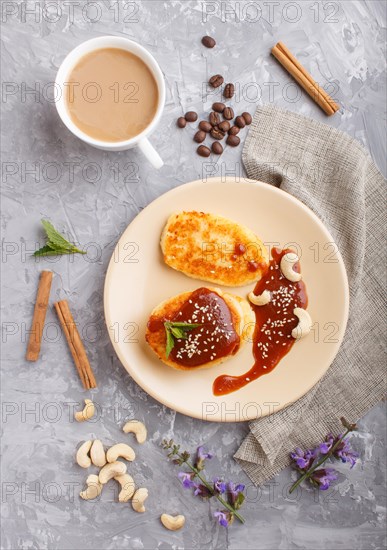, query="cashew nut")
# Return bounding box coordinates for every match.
[160,513,185,531]
[248,290,271,306]
[123,420,147,444]
[114,473,135,502]
[98,461,127,484]
[132,487,148,513]
[76,440,93,468]
[90,439,106,467]
[106,443,135,463]
[74,399,95,422]
[291,308,312,339]
[280,252,302,282]
[79,474,102,500]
